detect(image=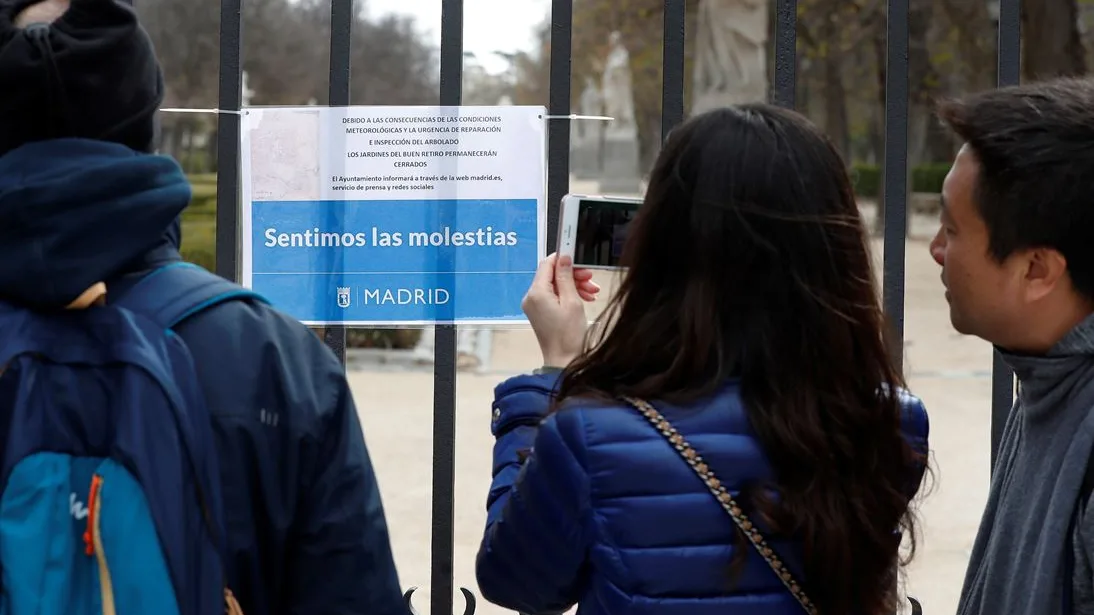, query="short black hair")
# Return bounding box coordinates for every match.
[937,77,1094,300]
